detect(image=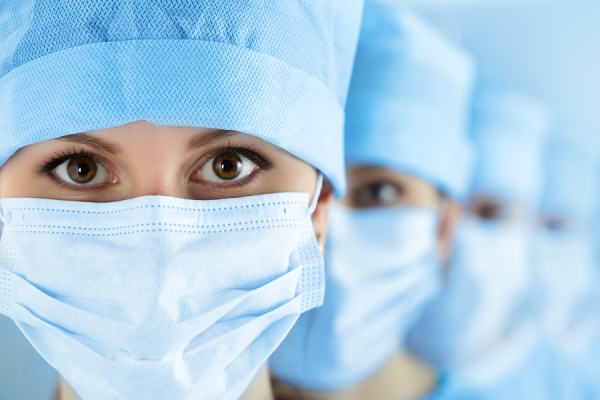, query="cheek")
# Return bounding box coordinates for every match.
[0,162,23,198]
[0,171,47,198]
[0,154,52,198]
[0,168,5,197]
[269,161,318,195]
[407,185,439,208]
